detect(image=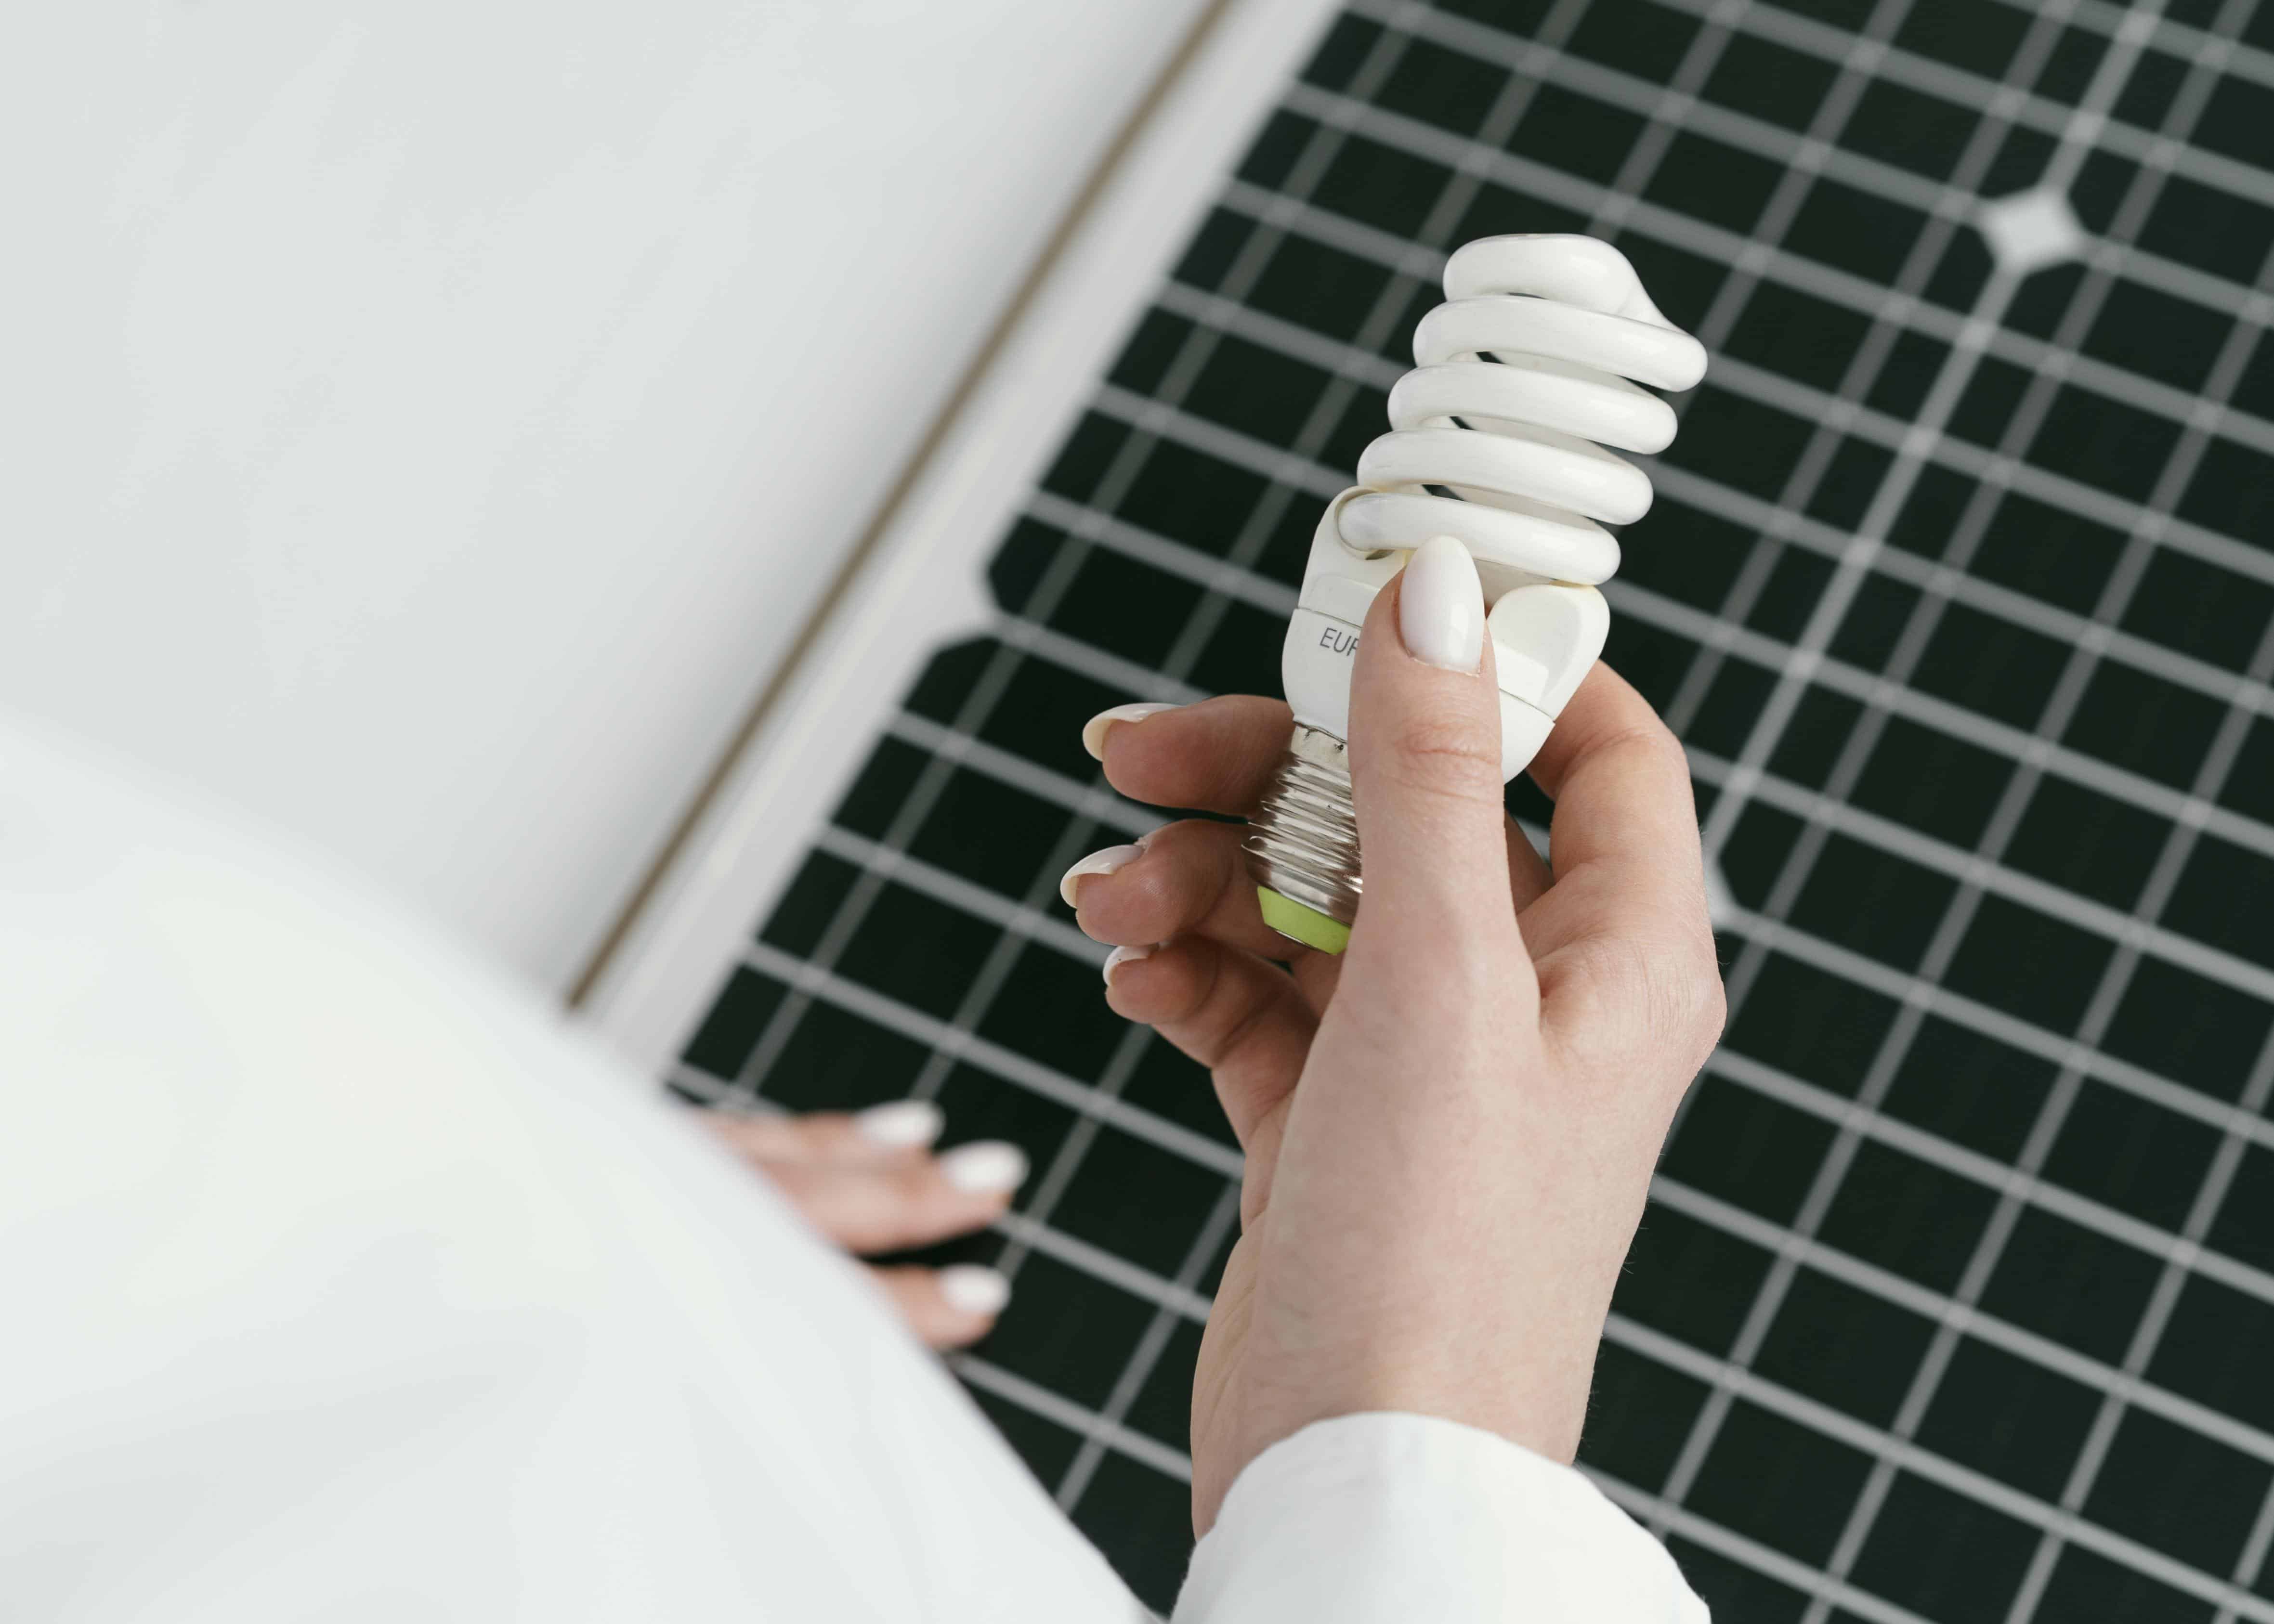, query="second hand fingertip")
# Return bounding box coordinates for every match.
[939,1140,1029,1195]
[855,1099,943,1150]
[938,1264,1012,1316]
